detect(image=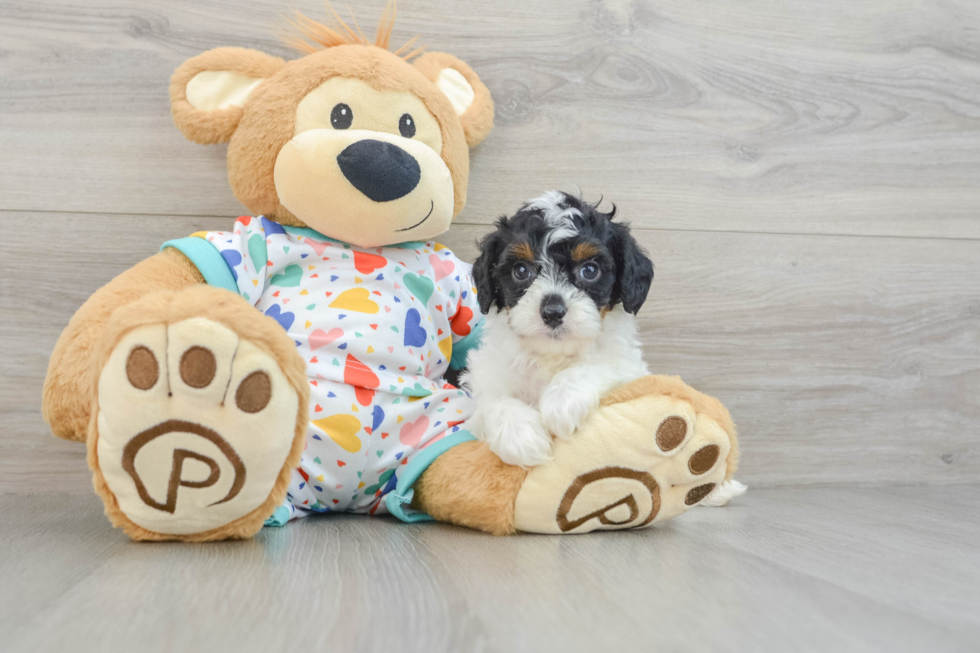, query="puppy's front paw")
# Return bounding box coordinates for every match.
[539,385,599,440]
[474,401,554,468]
